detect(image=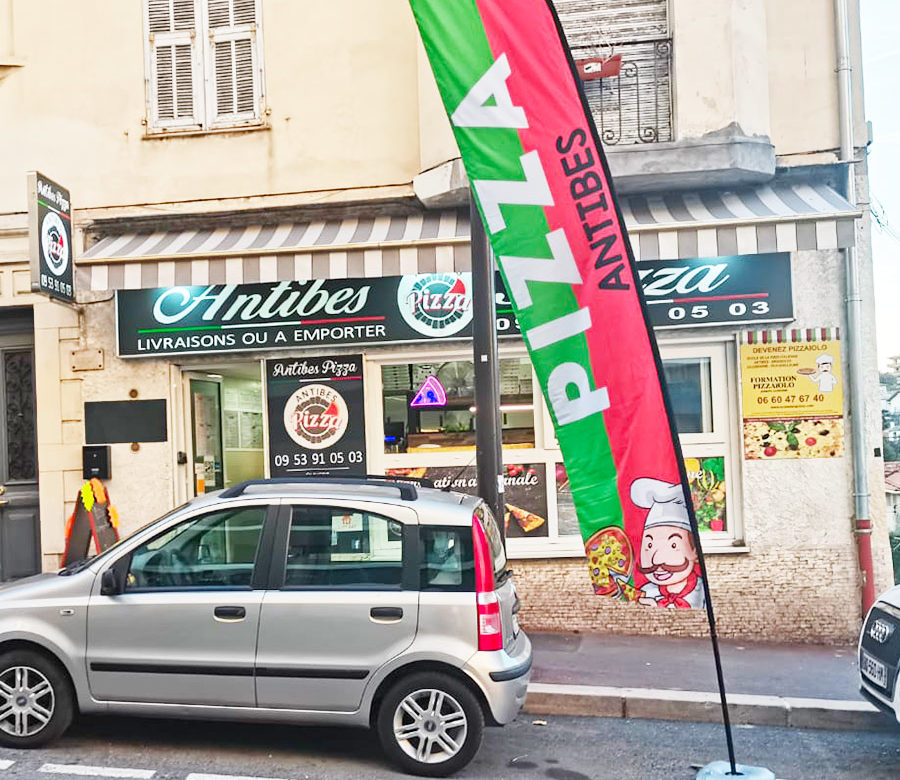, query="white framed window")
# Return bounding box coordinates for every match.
[370,338,743,559]
[659,340,744,549]
[548,339,743,552]
[144,0,265,133]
